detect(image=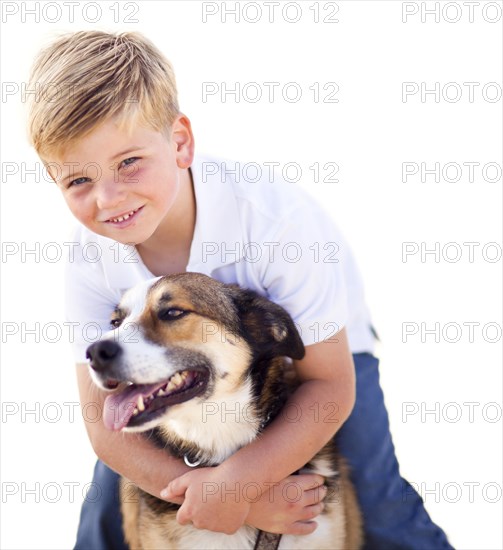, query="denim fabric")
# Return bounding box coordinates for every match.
[74,460,127,550]
[336,353,453,549]
[74,353,453,549]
